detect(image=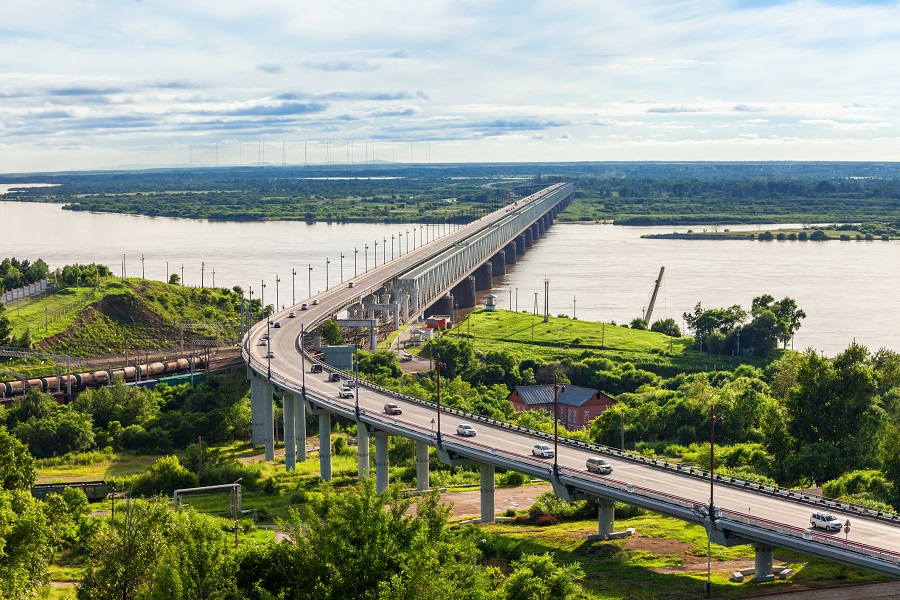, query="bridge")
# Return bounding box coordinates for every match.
[242,183,900,582]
